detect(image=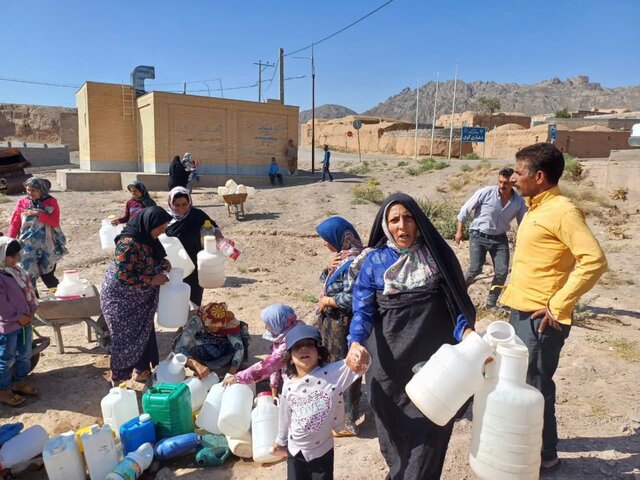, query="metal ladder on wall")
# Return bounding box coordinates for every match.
[122,85,135,118]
